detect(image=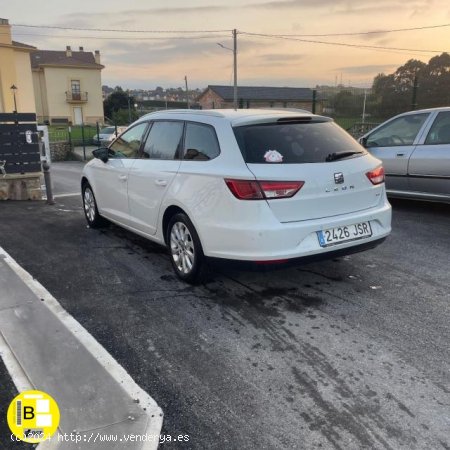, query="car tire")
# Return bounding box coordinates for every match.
[82,183,107,228]
[167,213,206,284]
